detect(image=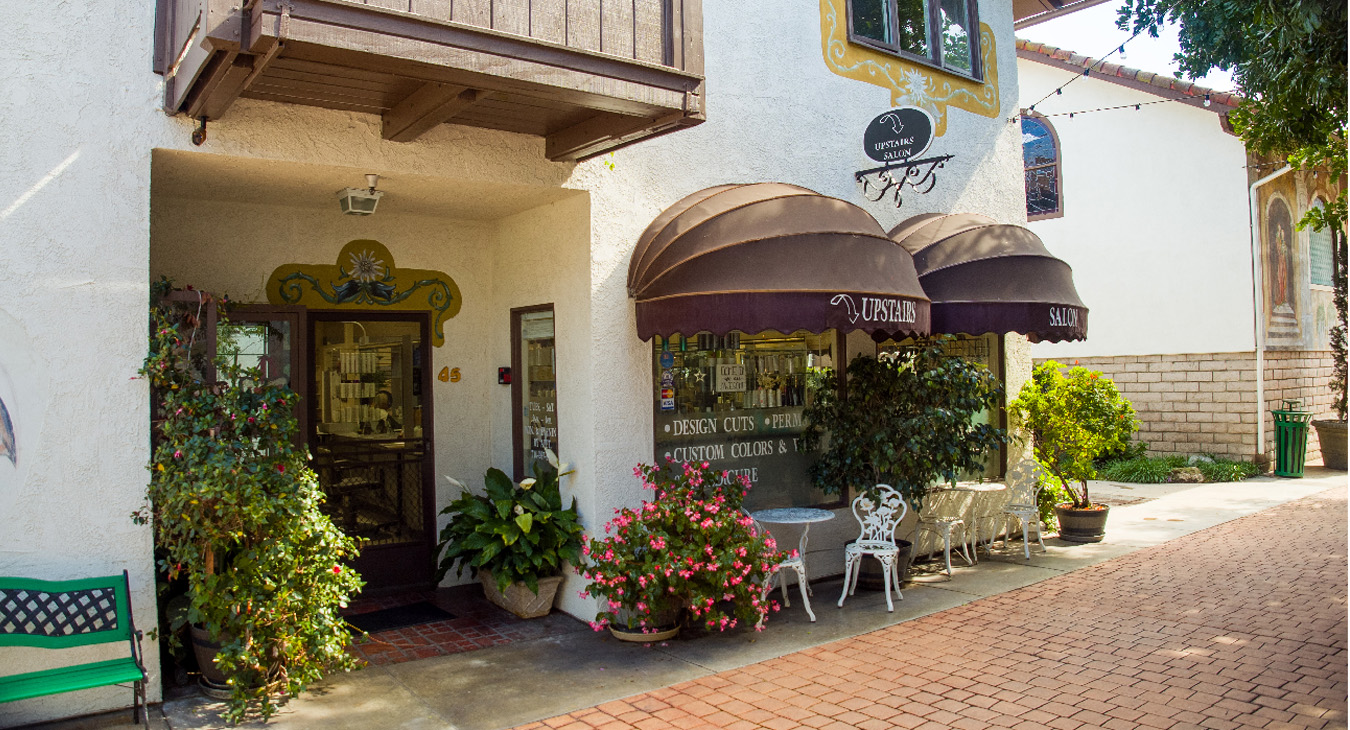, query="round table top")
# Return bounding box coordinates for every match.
[936,482,1007,493]
[750,507,836,524]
